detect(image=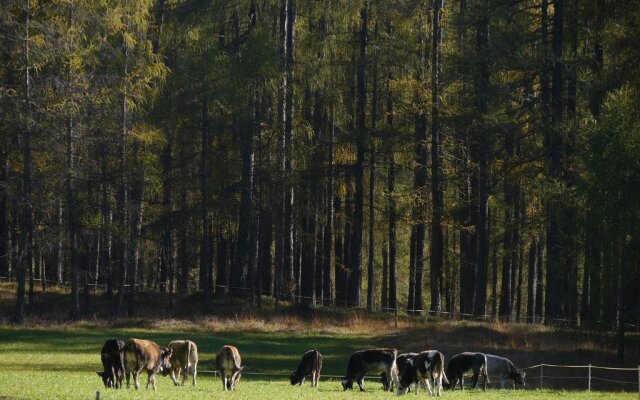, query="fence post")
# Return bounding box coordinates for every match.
[540,364,543,389]
[588,364,591,391]
[637,364,639,396]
